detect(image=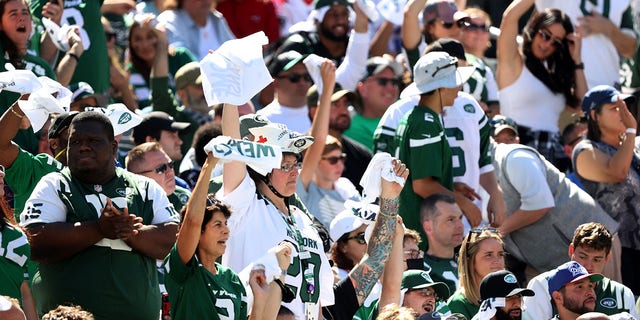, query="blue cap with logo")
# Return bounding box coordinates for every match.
[548,261,603,295]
